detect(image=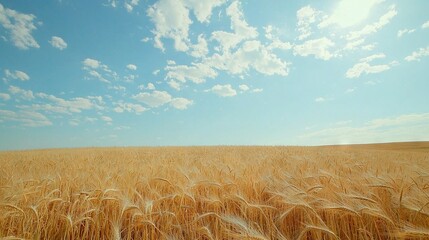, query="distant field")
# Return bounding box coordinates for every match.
[1,143,429,239]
